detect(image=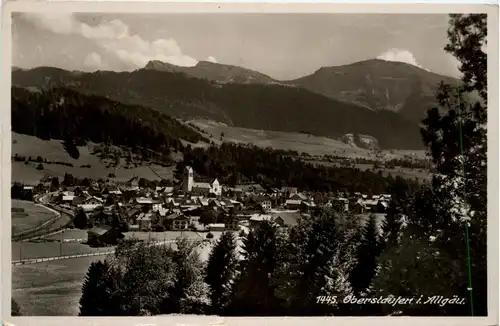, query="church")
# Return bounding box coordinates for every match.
[182,166,222,197]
